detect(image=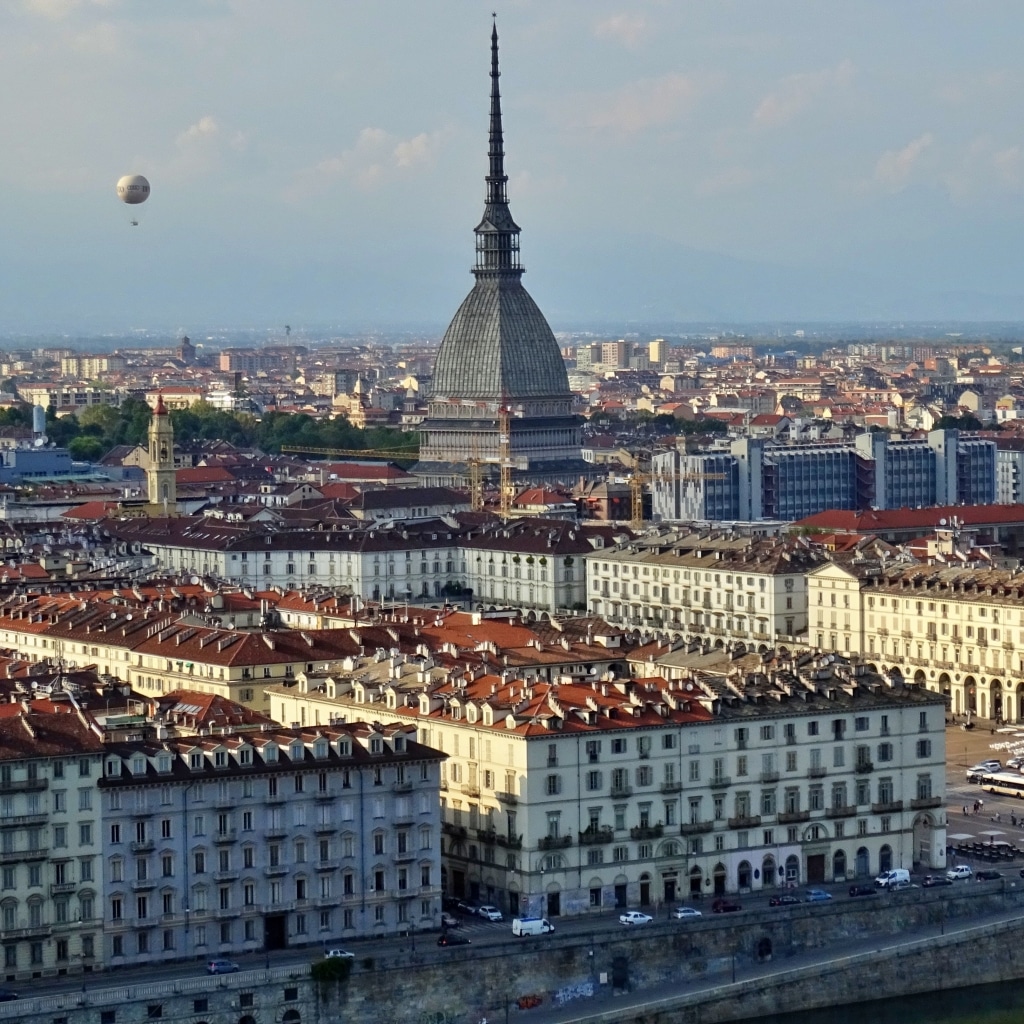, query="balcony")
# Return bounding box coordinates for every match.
[630,824,663,841]
[49,882,77,896]
[394,849,417,863]
[442,822,467,839]
[214,907,236,920]
[854,762,874,775]
[316,895,341,908]
[826,805,857,819]
[3,923,51,940]
[578,826,614,846]
[495,790,518,806]
[476,829,497,845]
[610,784,633,799]
[313,823,337,835]
[908,657,930,667]
[131,877,156,892]
[461,783,481,799]
[264,828,288,841]
[393,780,413,793]
[538,834,572,851]
[871,800,904,814]
[911,797,942,810]
[315,859,341,871]
[660,782,683,794]
[214,830,238,844]
[130,839,155,853]
[0,777,48,794]
[727,815,761,829]
[315,792,334,803]
[495,833,522,850]
[760,771,780,784]
[807,766,827,779]
[778,810,810,824]
[213,870,239,882]
[264,865,288,877]
[0,813,48,829]
[709,775,731,789]
[679,821,713,836]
